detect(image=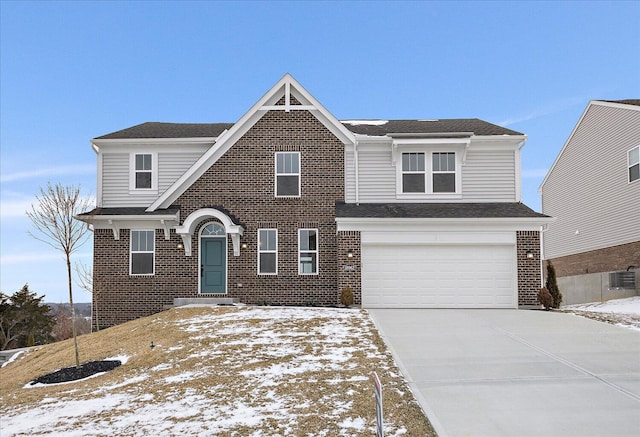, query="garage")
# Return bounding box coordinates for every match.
[362,243,517,308]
